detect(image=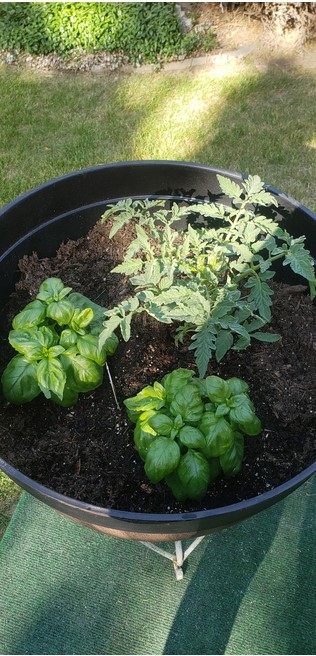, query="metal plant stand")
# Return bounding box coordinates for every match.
[140,535,206,580]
